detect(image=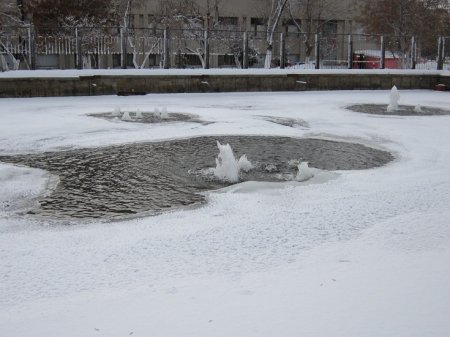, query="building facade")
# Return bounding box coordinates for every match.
[2,0,367,70]
[125,0,363,68]
[130,0,359,33]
